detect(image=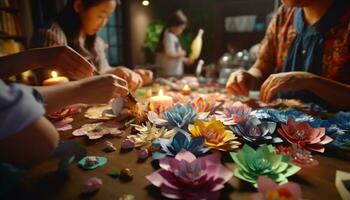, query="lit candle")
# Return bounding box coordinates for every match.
[181,84,191,95]
[42,71,69,86]
[149,88,173,111]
